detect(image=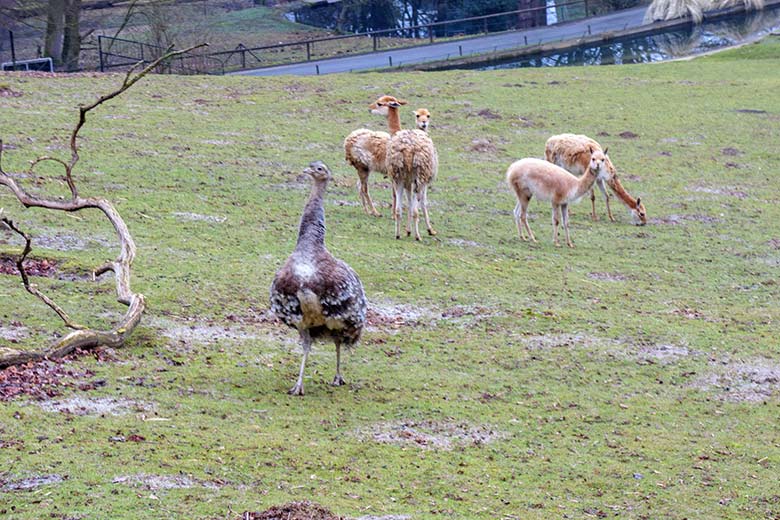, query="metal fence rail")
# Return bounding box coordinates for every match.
[97,0,640,75]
